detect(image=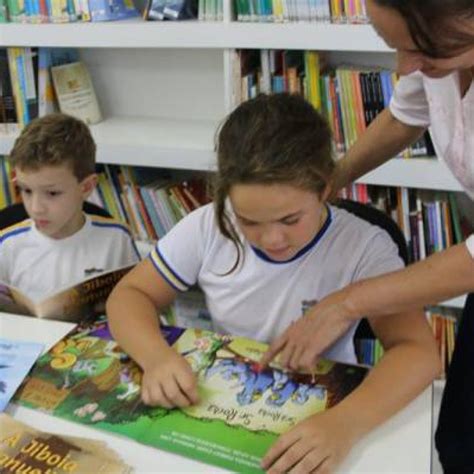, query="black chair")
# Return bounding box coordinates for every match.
[334,198,409,264]
[0,201,111,231]
[333,198,409,342]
